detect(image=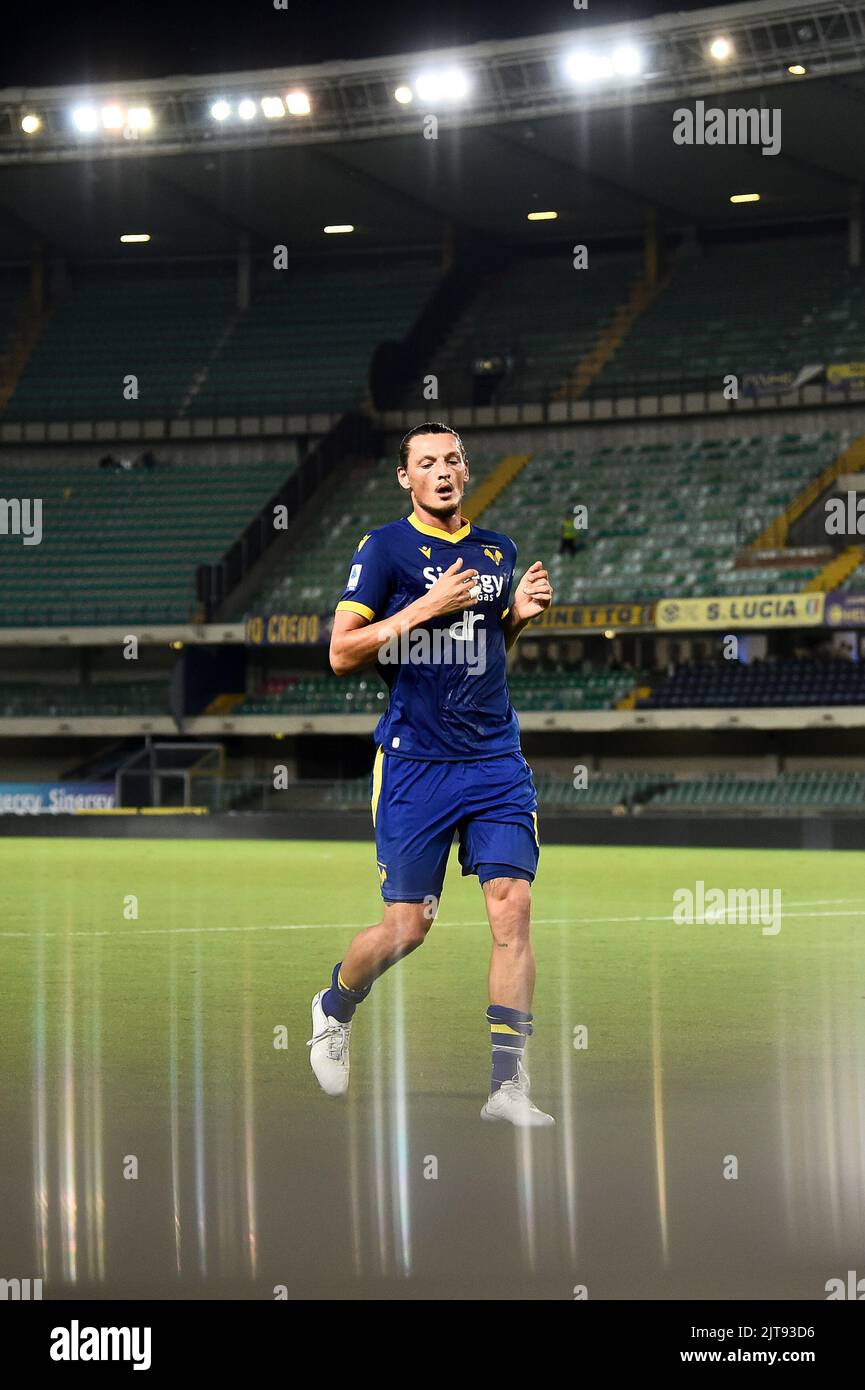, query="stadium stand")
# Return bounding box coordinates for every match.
[1,257,439,422]
[415,249,644,406]
[204,767,865,817]
[237,668,641,715]
[242,425,851,616]
[647,769,865,813]
[0,680,168,717]
[3,271,237,421]
[0,457,293,625]
[485,429,850,603]
[589,236,865,396]
[638,657,865,708]
[192,257,440,417]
